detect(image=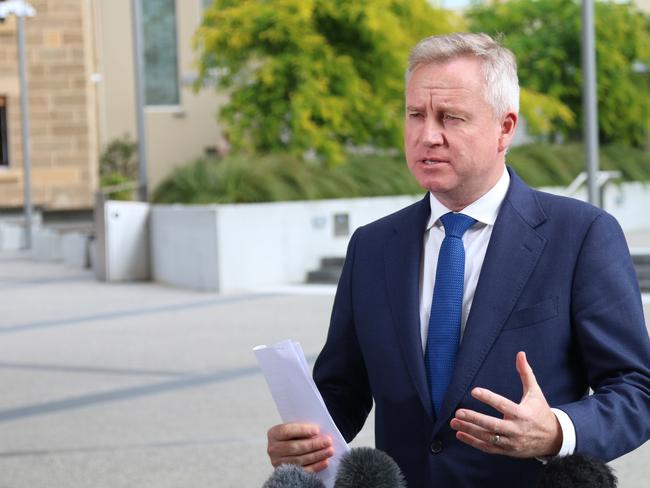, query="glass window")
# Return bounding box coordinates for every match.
[142,0,180,106]
[0,96,8,166]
